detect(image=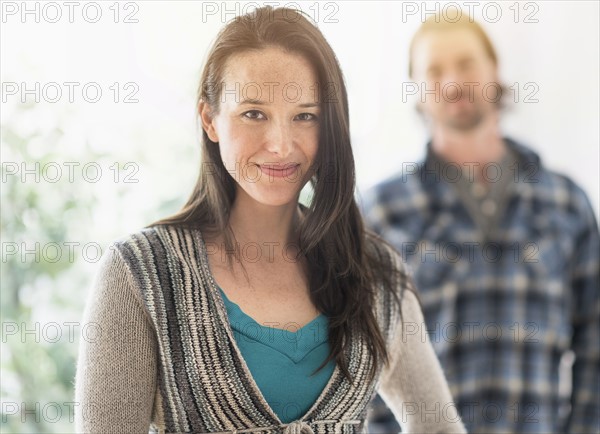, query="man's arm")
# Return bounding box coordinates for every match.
[565,187,600,433]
